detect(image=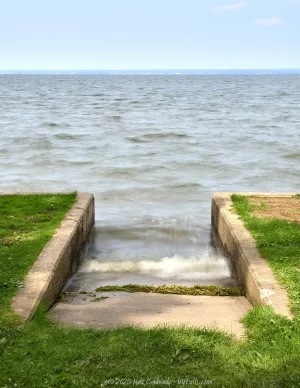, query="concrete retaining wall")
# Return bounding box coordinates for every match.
[212,192,293,318]
[11,193,95,322]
